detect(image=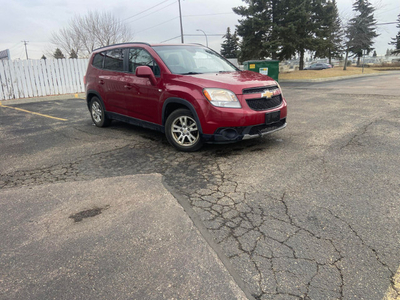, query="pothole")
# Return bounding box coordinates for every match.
[69,205,110,222]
